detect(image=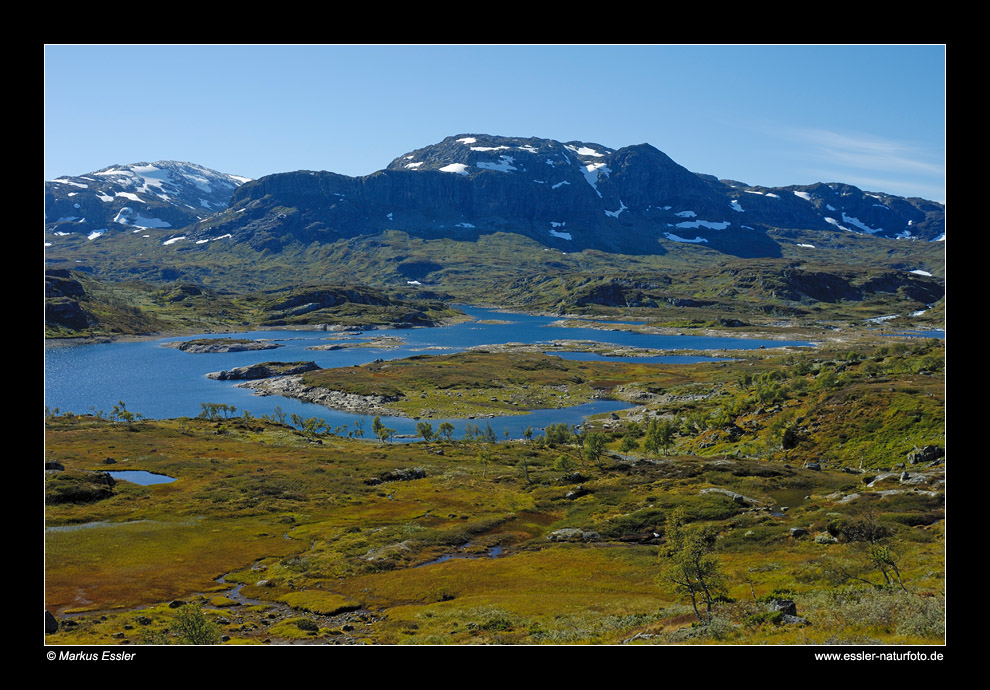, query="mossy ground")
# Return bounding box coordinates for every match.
[45,333,945,646]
